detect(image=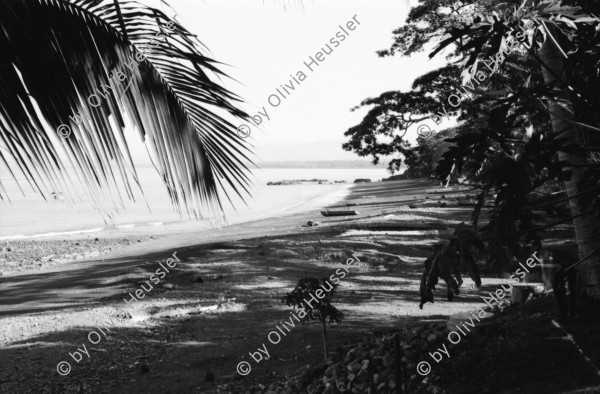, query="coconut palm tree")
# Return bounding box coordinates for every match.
[0,0,252,223]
